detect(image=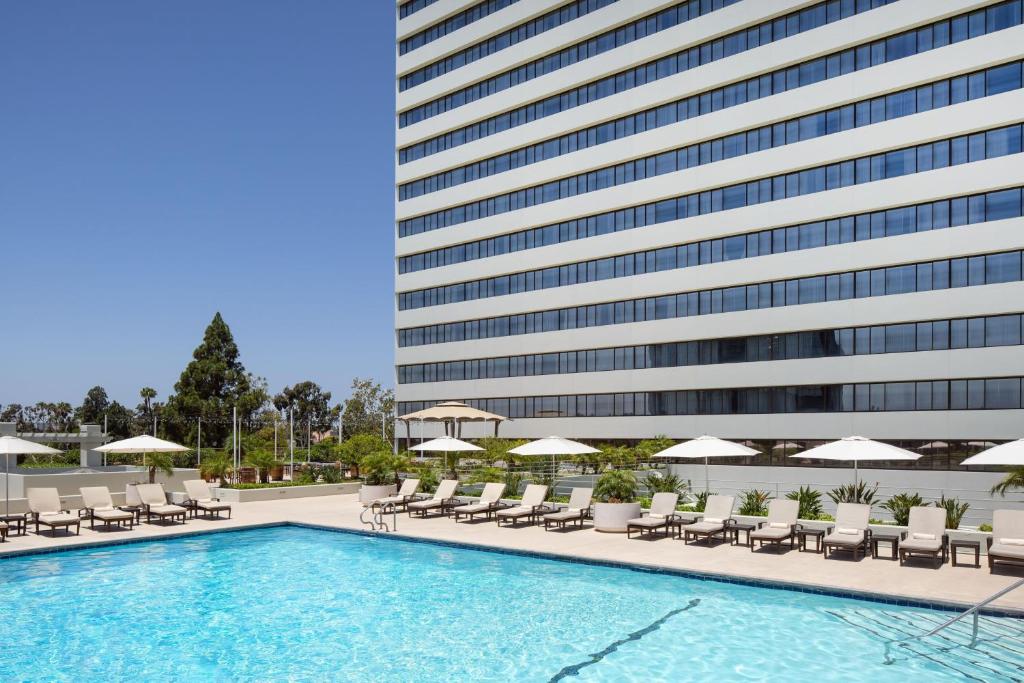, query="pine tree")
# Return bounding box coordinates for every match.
[164,313,259,447]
